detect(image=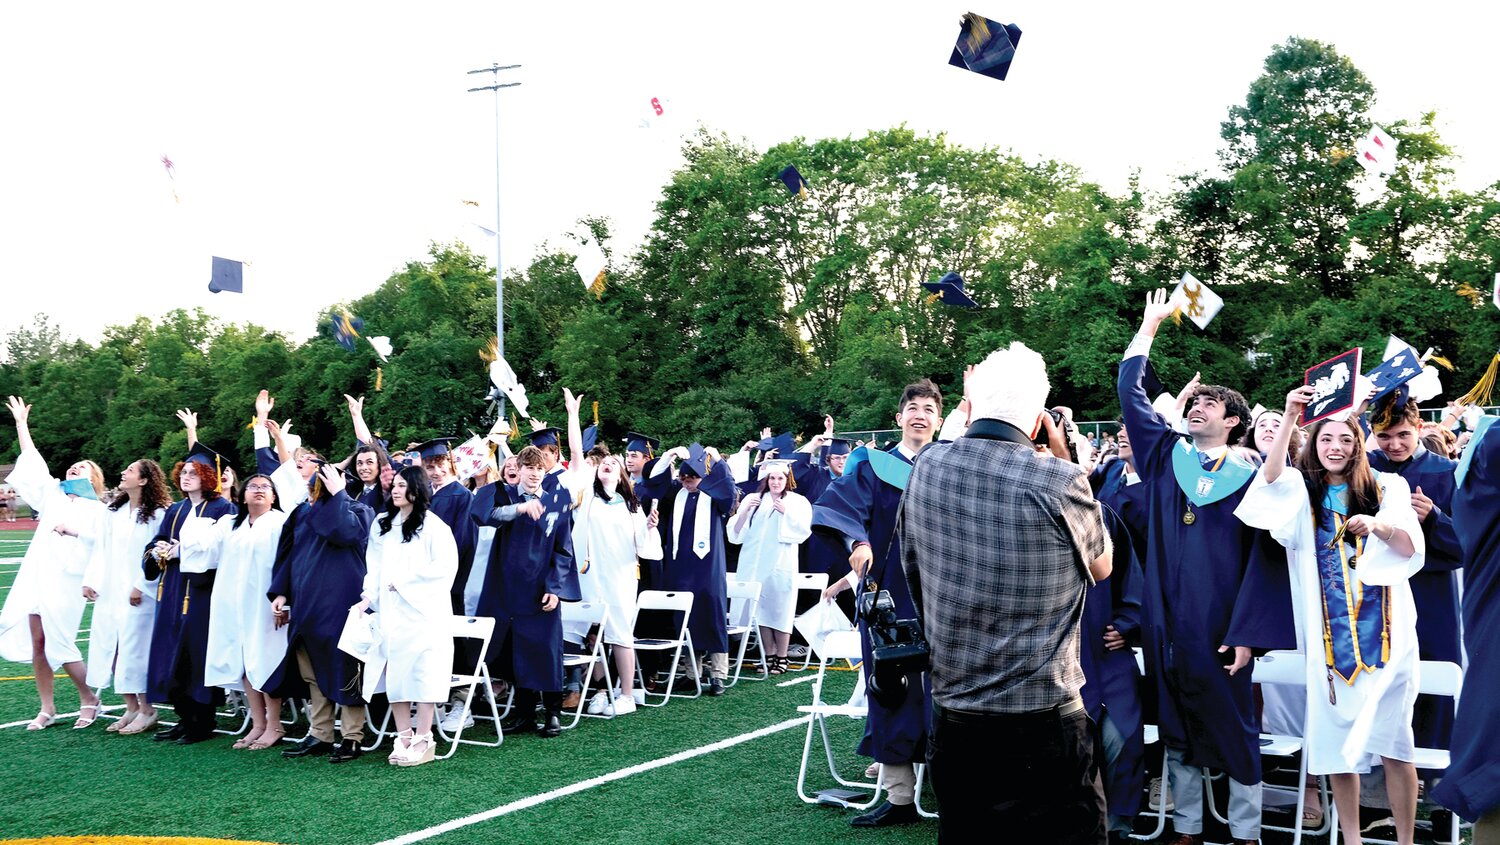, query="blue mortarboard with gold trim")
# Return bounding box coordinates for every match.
[680,442,711,477]
[185,442,231,494]
[581,425,600,453]
[949,13,1022,82]
[414,438,457,461]
[208,256,243,294]
[528,428,562,449]
[824,437,854,458]
[625,431,660,457]
[922,271,980,308]
[778,165,809,199]
[331,311,363,352]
